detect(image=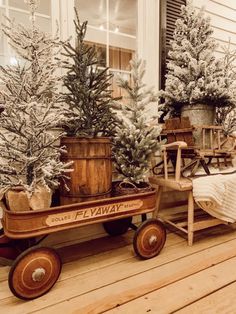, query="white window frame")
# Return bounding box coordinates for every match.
[0,0,51,65]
